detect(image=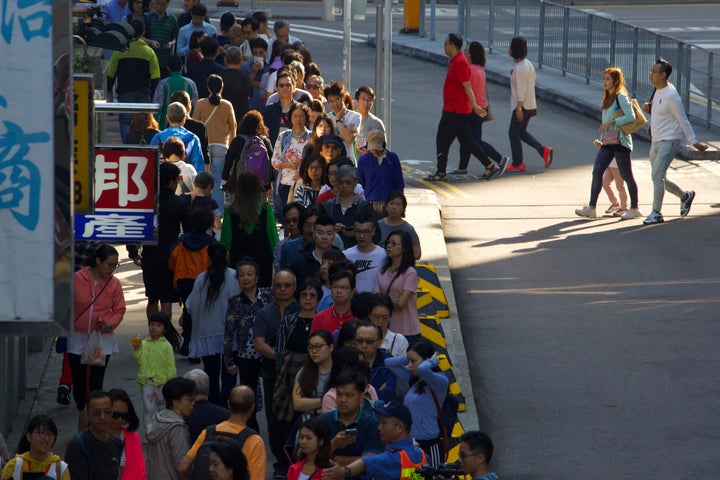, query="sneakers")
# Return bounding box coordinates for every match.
[481,165,500,180]
[575,206,597,218]
[605,204,620,214]
[506,162,526,172]
[57,385,70,405]
[643,211,664,225]
[497,156,510,177]
[620,208,643,220]
[612,208,627,217]
[680,190,695,217]
[543,146,553,168]
[448,168,468,175]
